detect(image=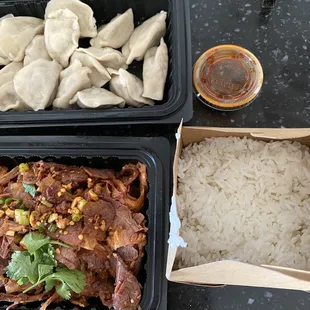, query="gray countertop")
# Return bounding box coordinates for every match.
[188,0,310,128]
